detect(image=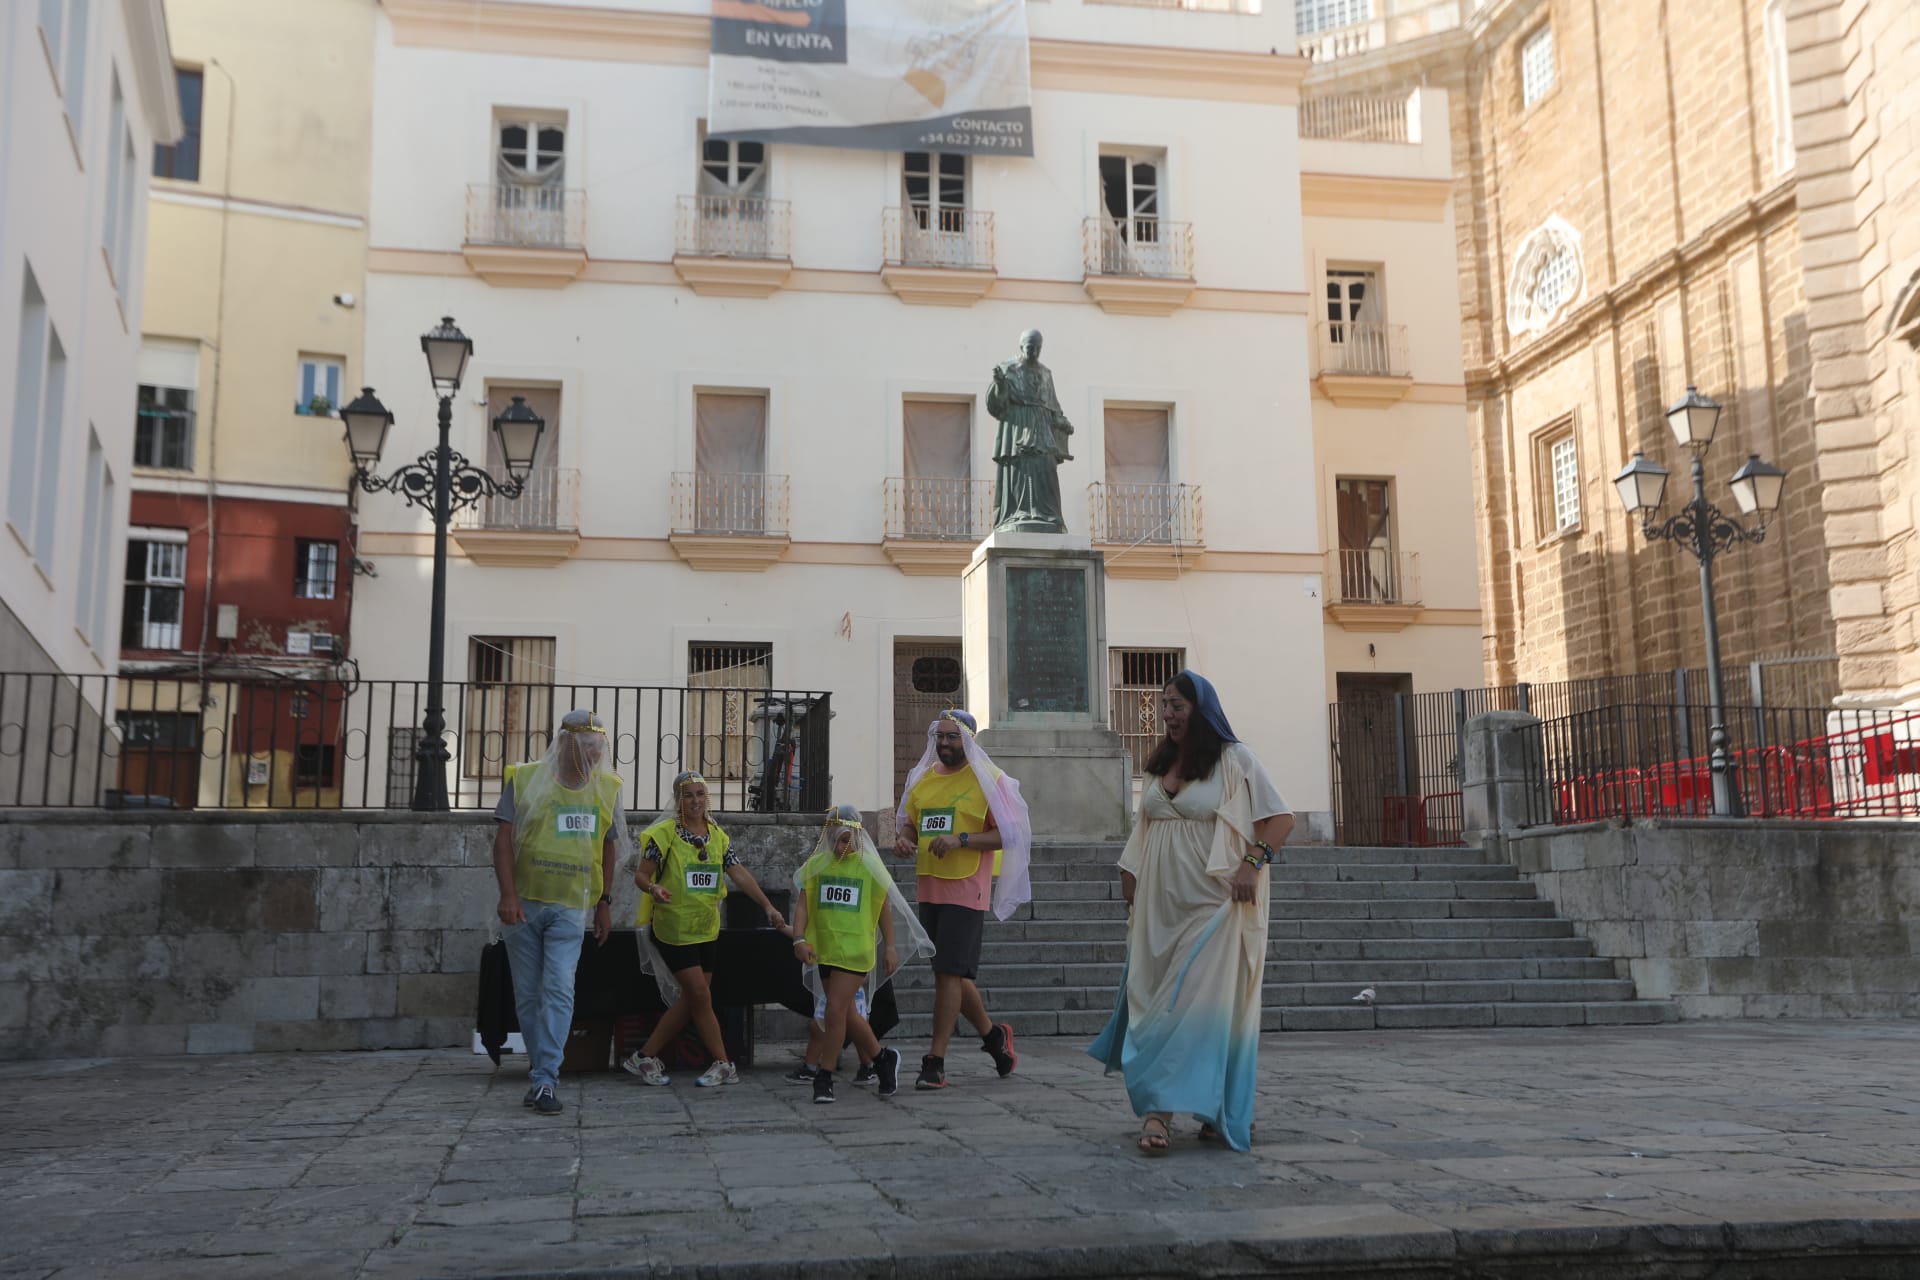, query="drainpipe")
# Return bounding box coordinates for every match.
[196,58,236,693]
